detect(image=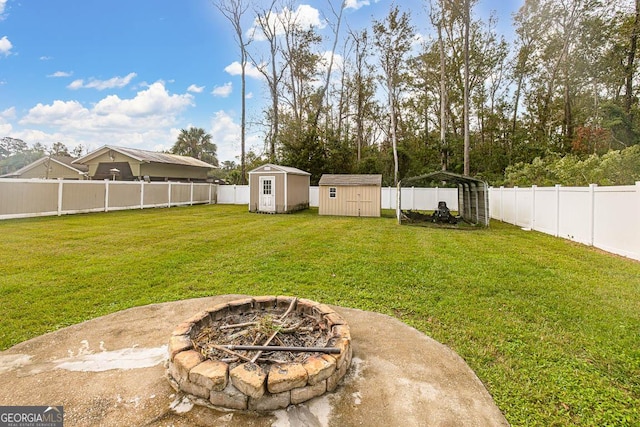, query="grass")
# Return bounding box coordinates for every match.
[1,204,639,426]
